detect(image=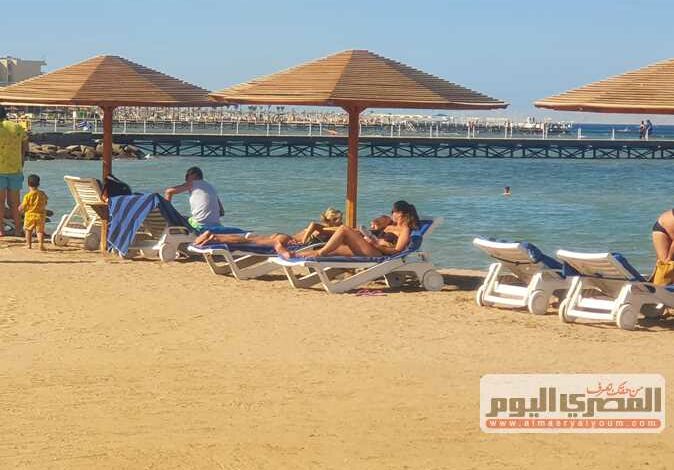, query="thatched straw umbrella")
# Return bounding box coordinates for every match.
[211,49,508,226]
[0,55,213,250]
[0,55,213,179]
[535,58,674,114]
